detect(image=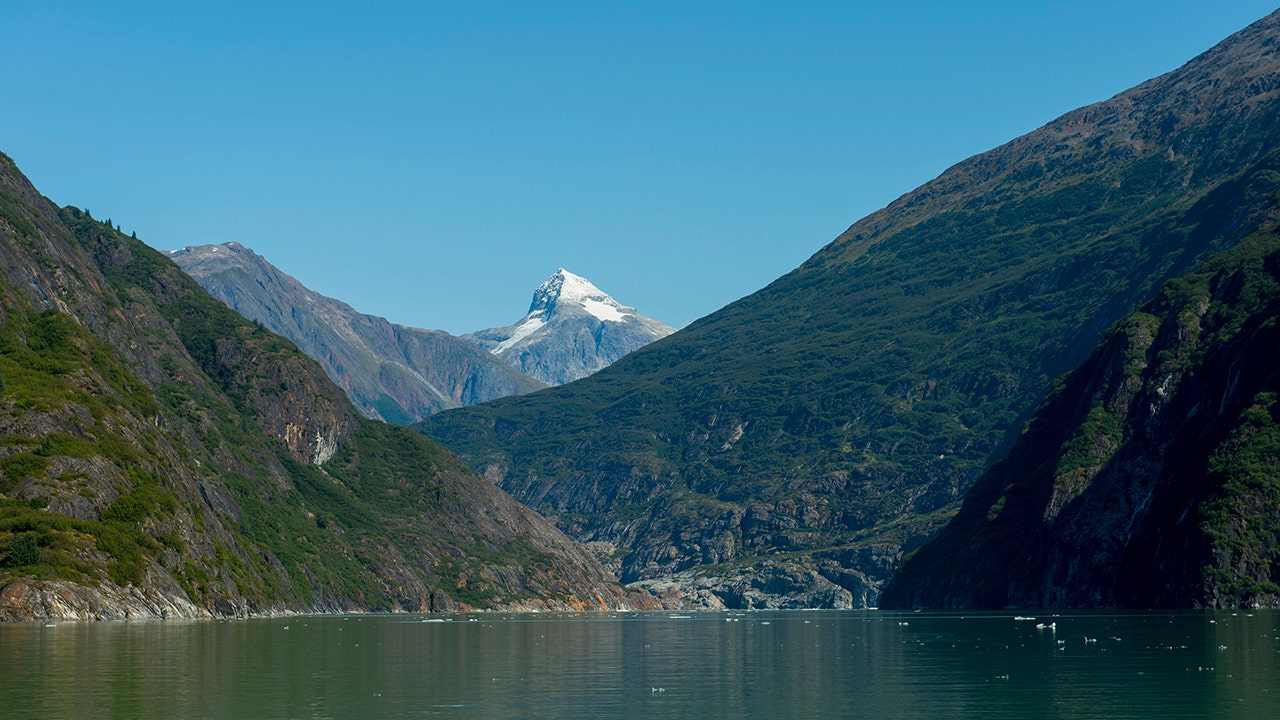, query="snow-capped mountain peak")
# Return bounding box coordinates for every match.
[463,268,675,385]
[530,268,633,323]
